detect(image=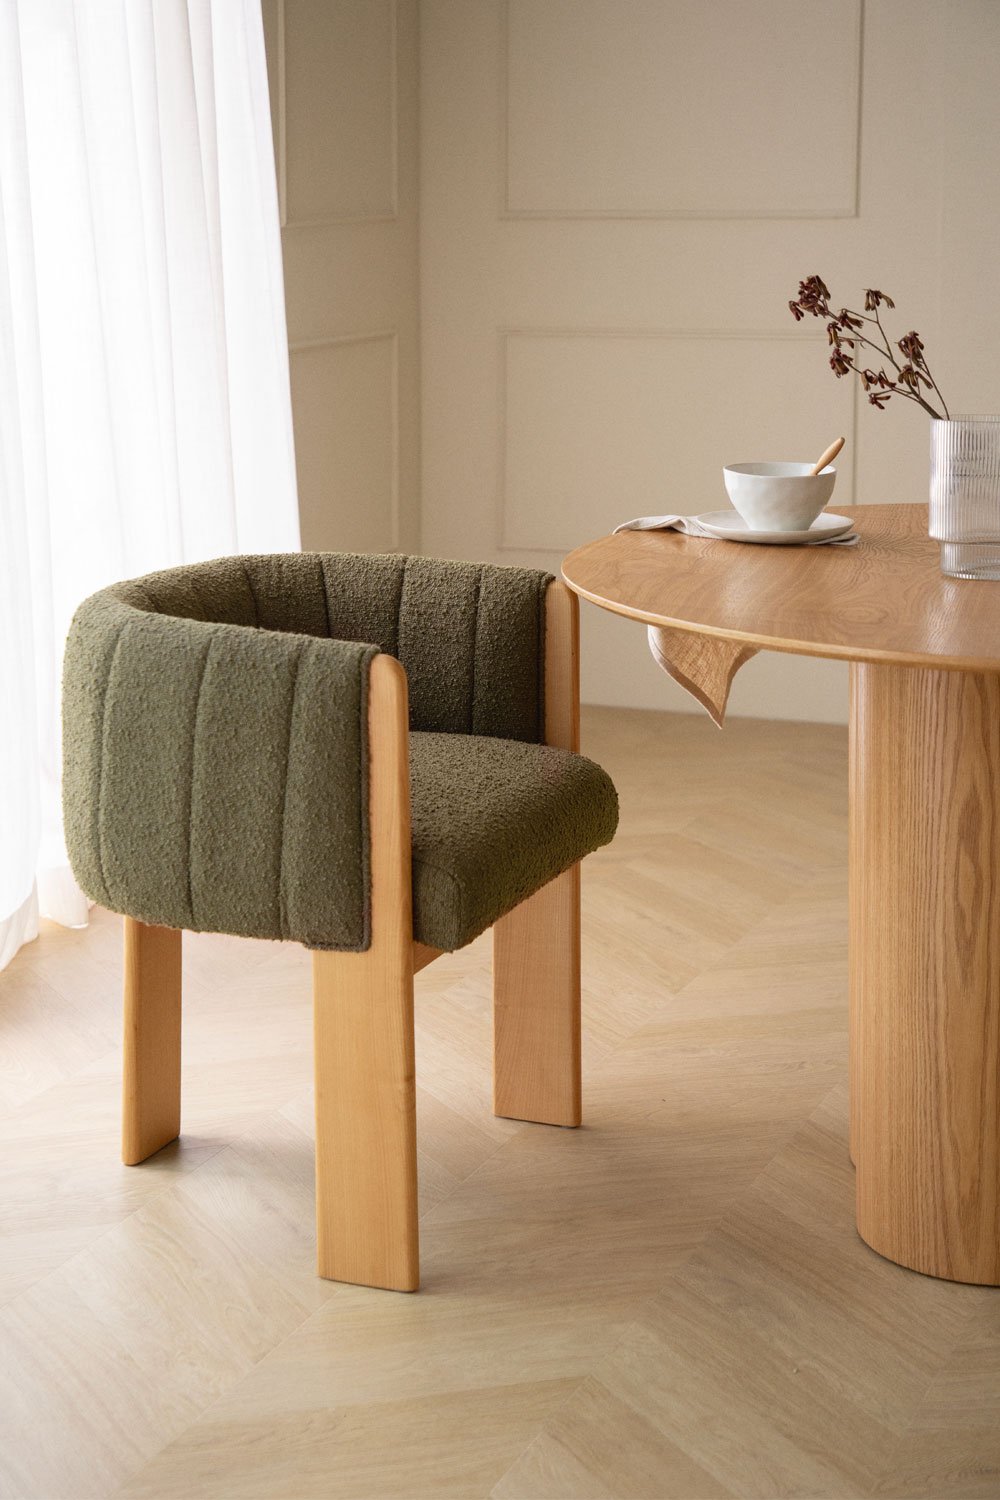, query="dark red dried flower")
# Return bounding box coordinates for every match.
[792,276,832,318]
[864,289,896,312]
[898,331,925,363]
[901,364,932,391]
